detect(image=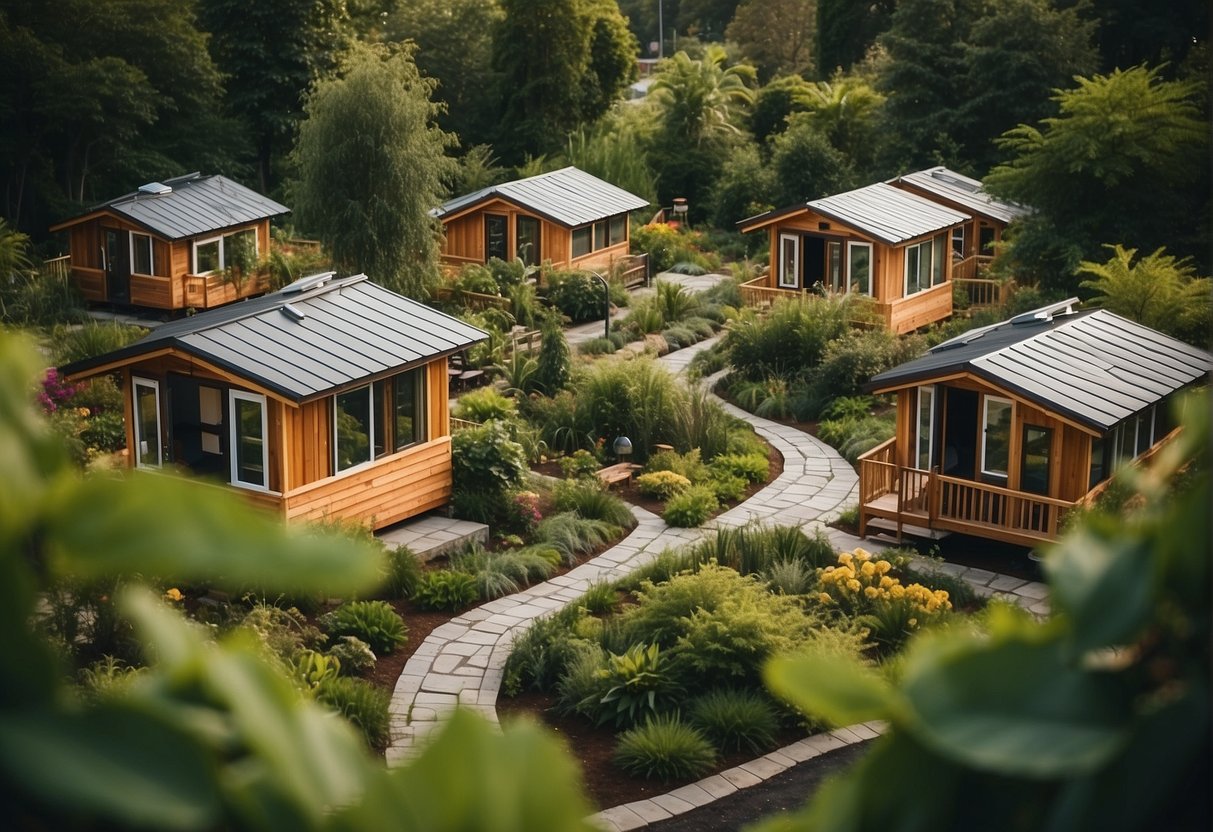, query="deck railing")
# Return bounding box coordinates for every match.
[739,273,799,309]
[612,253,649,289]
[951,254,995,283]
[858,438,896,505]
[43,254,71,280]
